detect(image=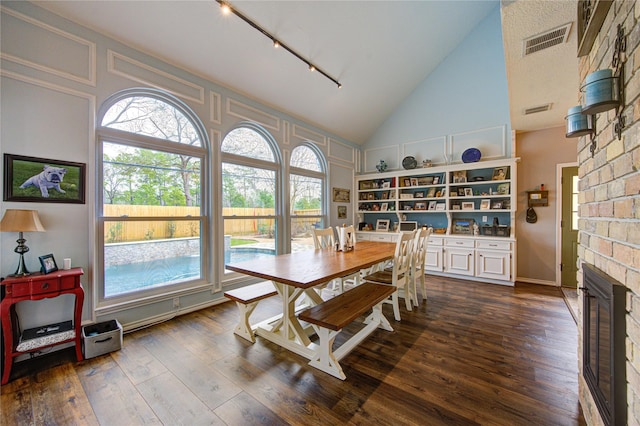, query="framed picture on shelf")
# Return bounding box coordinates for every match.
[403,178,411,187]
[367,193,375,200]
[360,181,373,190]
[435,203,446,211]
[492,201,503,209]
[464,188,473,197]
[417,176,433,185]
[452,218,474,234]
[452,203,461,210]
[452,170,467,183]
[381,191,389,199]
[426,188,436,198]
[410,178,419,186]
[433,176,440,184]
[497,183,510,194]
[439,189,446,197]
[414,192,424,198]
[404,205,412,211]
[382,181,391,189]
[492,167,507,180]
[415,202,427,210]
[381,203,389,211]
[376,219,390,232]
[457,188,466,196]
[372,204,381,211]
[480,199,491,210]
[461,202,475,210]
[428,201,437,210]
